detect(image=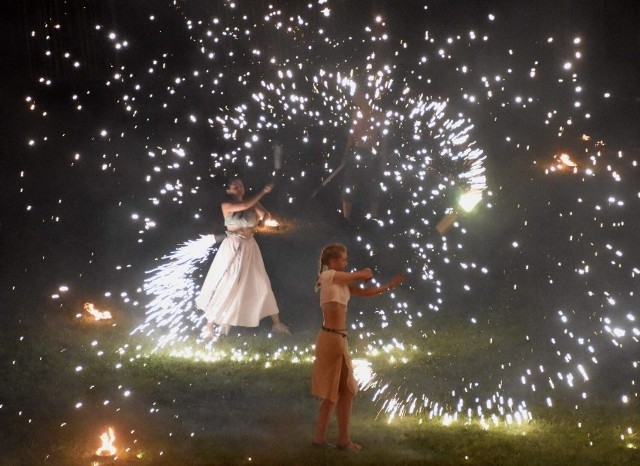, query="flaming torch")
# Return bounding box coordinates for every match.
[95,427,116,457]
[436,190,483,235]
[256,215,293,234]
